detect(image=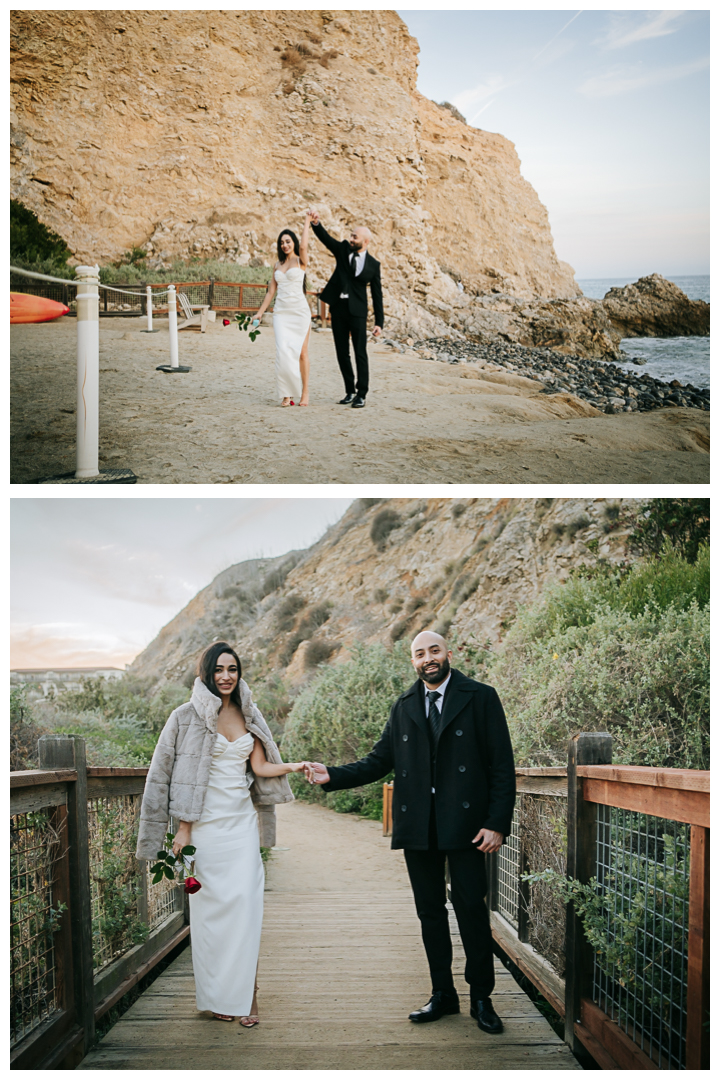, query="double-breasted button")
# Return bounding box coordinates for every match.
[459,766,466,773]
[402,734,409,742]
[402,770,408,777]
[455,729,463,737]
[462,801,470,809]
[401,804,408,812]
